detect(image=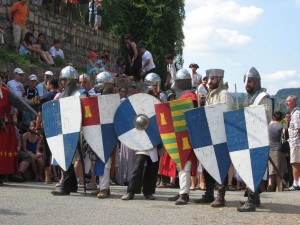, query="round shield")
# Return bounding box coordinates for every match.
[113,93,161,151]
